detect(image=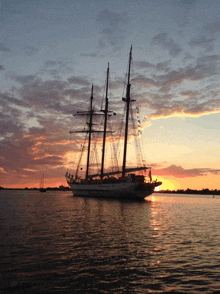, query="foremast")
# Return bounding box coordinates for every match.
[70,64,113,181]
[70,84,102,180]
